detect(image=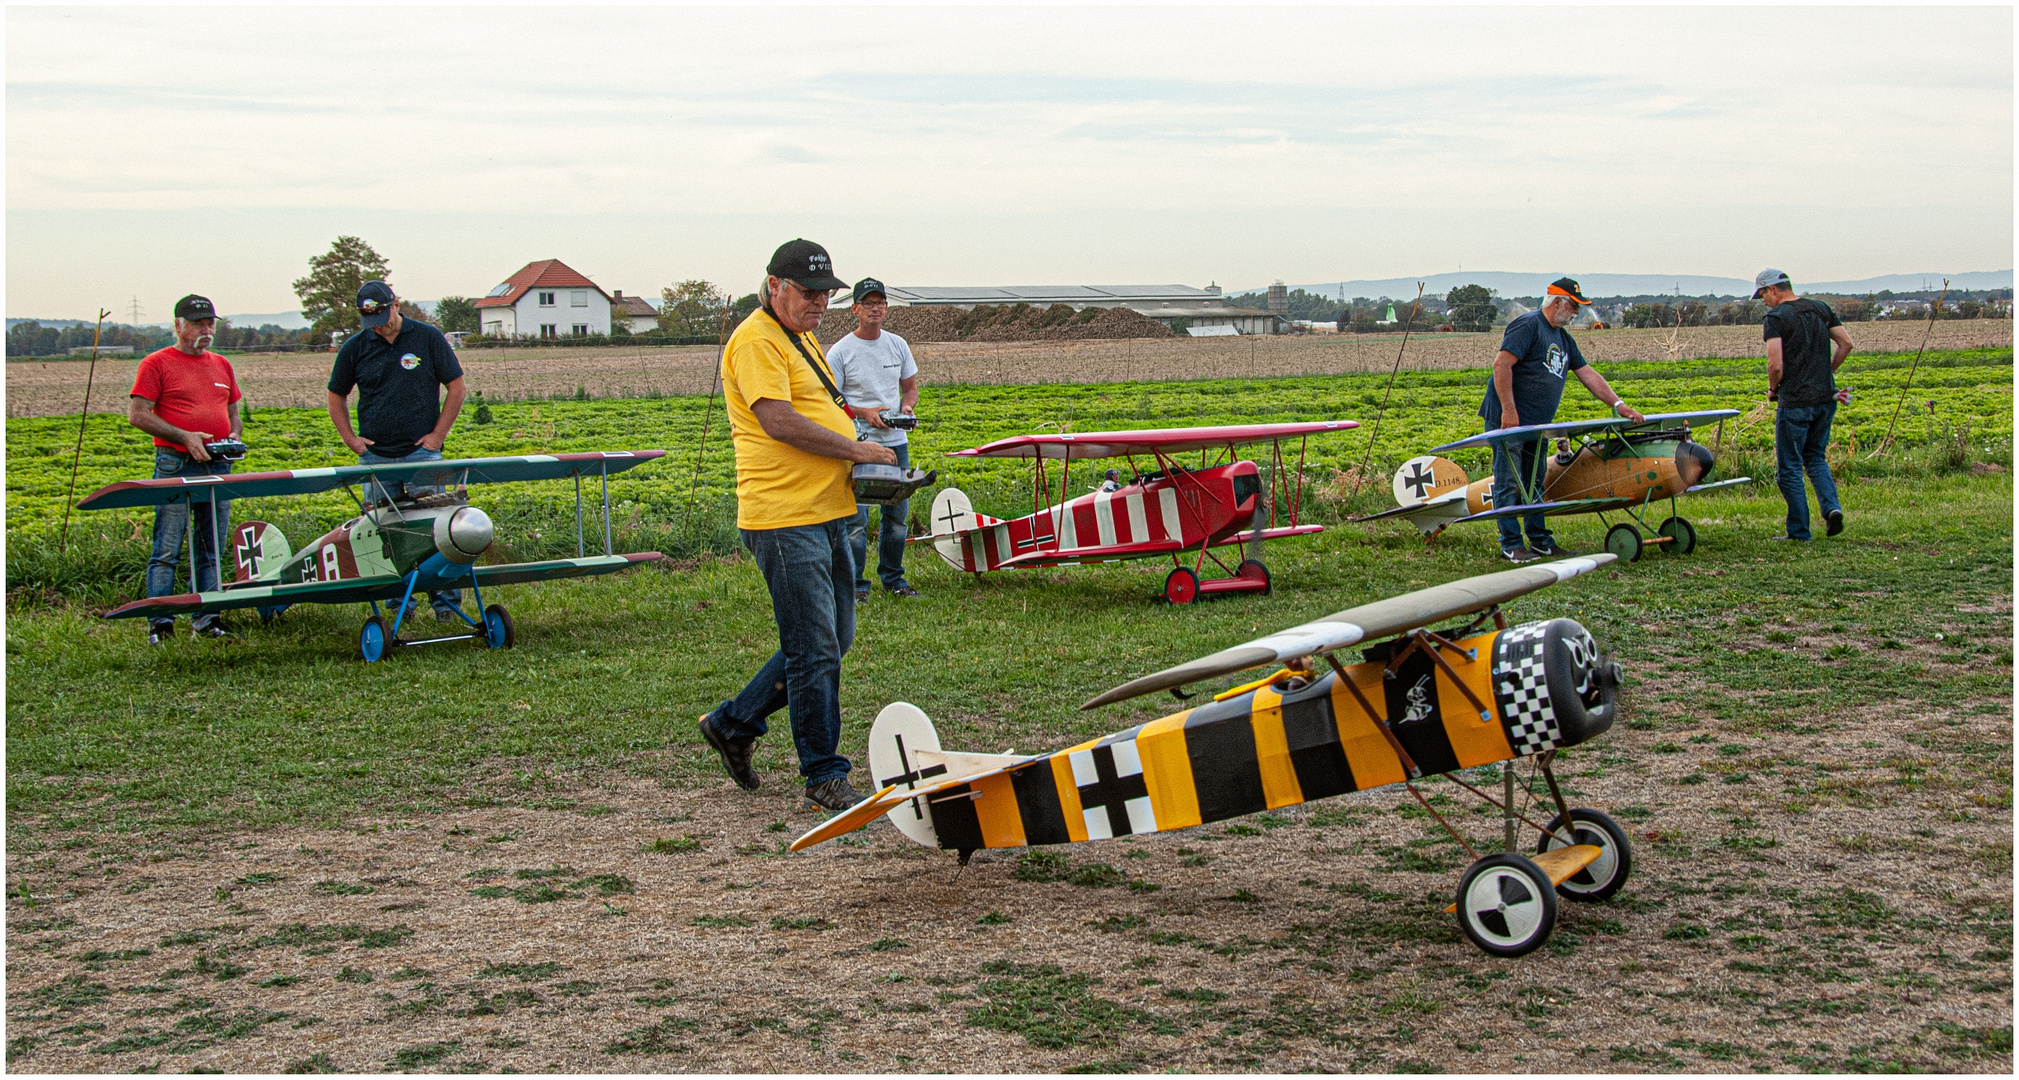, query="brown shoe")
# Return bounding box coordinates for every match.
[698,713,760,791]
[803,776,864,812]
